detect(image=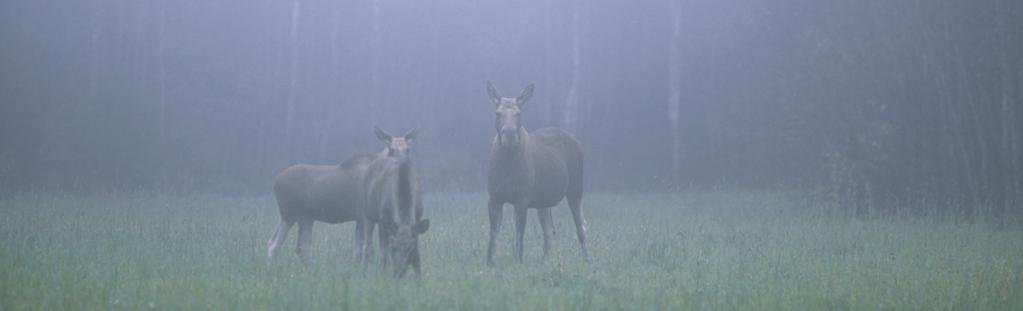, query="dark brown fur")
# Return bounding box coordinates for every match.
[485,82,589,265]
